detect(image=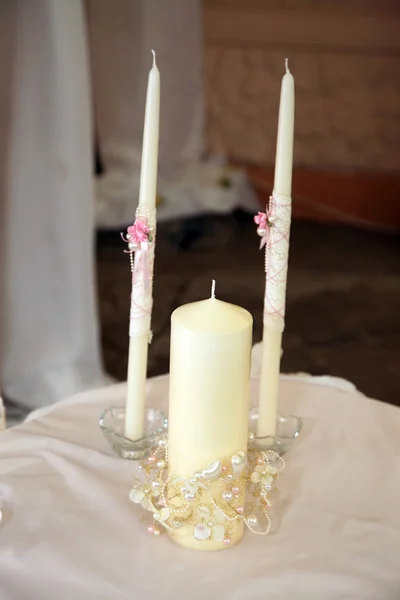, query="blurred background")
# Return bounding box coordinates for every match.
[1,0,399,426]
[97,0,400,406]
